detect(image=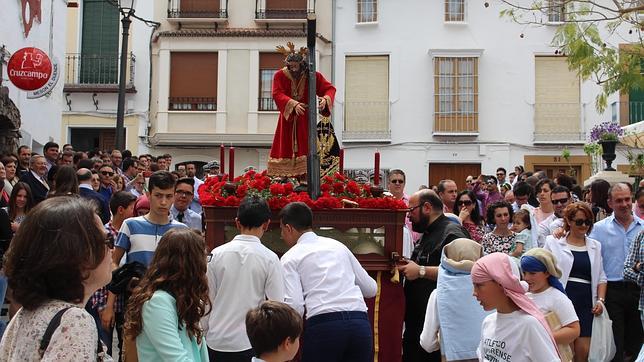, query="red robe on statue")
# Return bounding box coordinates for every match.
[267,68,336,177]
